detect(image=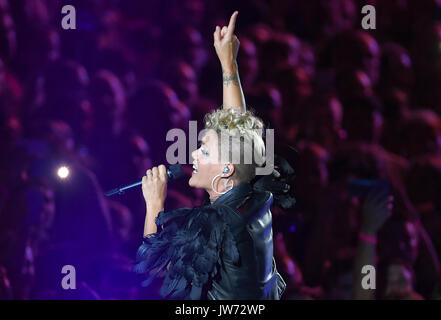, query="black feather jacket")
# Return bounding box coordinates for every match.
[134,158,295,299]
